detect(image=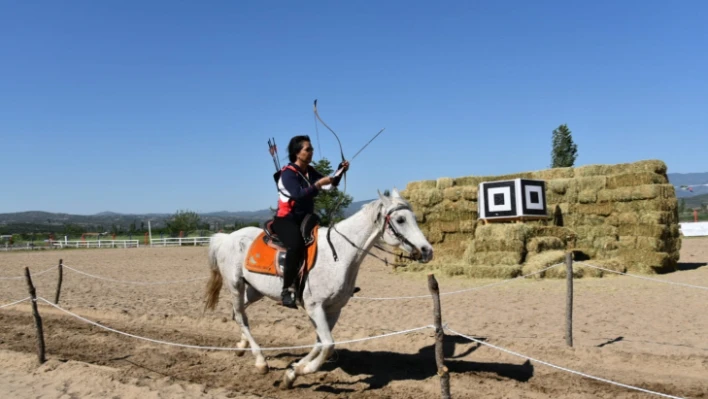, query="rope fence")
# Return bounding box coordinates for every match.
[352,262,565,300]
[577,262,708,291]
[0,256,704,398]
[0,296,30,309]
[62,265,209,285]
[446,326,687,399]
[37,297,432,351]
[0,266,57,280]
